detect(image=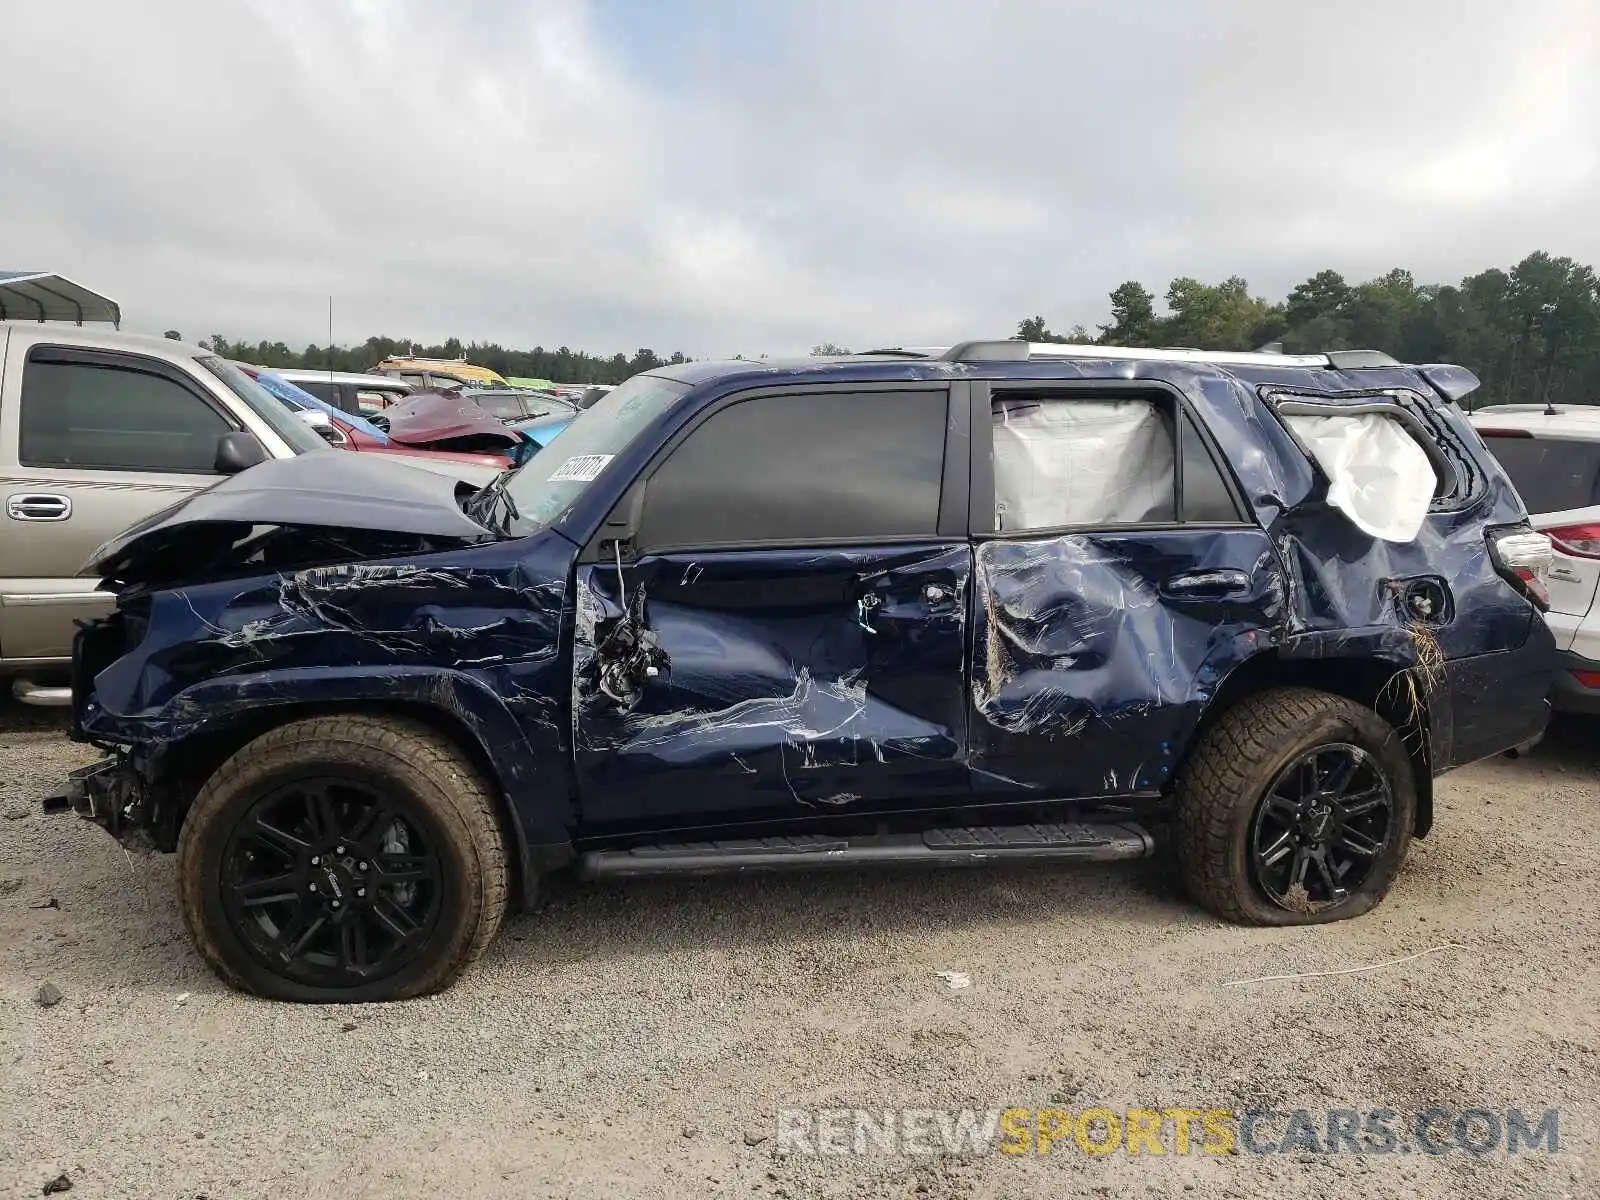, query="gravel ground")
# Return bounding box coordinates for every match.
[2,705,1597,1199]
